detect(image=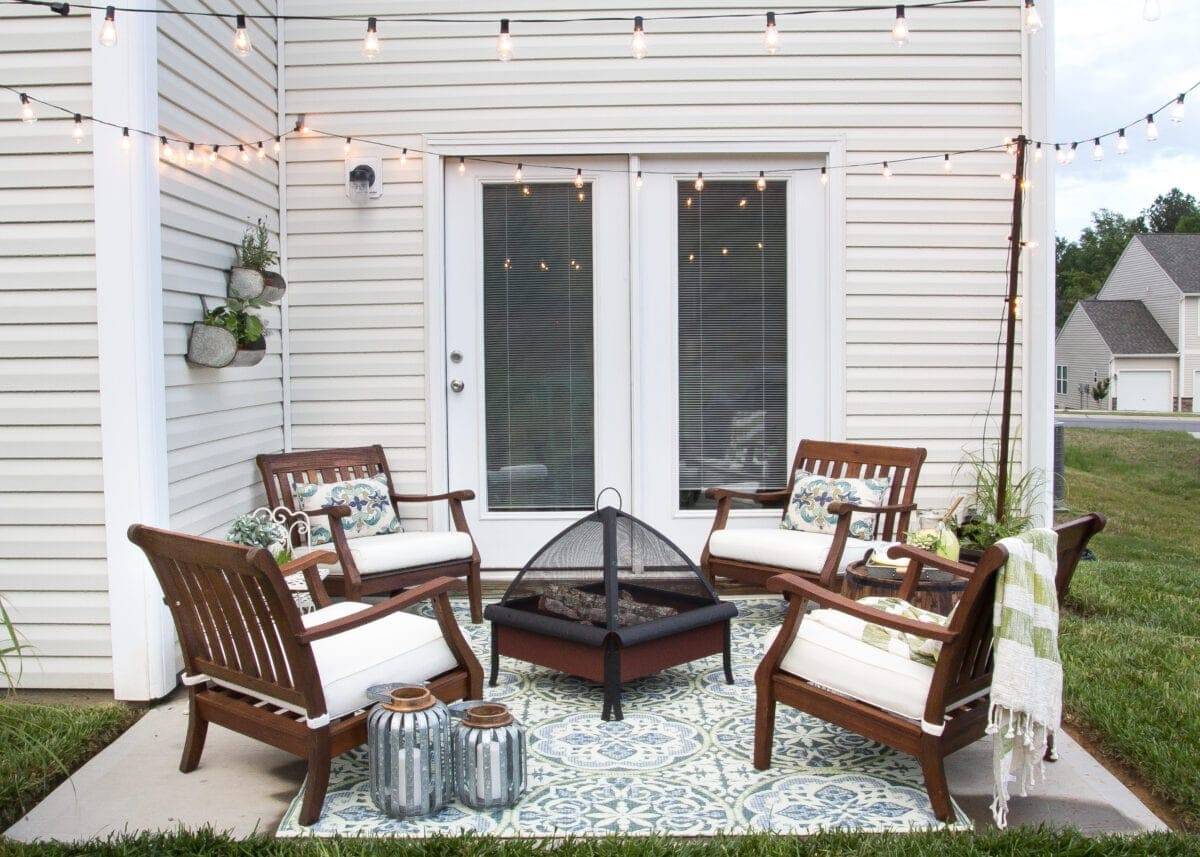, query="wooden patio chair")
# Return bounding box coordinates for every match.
[753,514,1106,822]
[257,445,483,623]
[701,440,927,590]
[128,524,483,826]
